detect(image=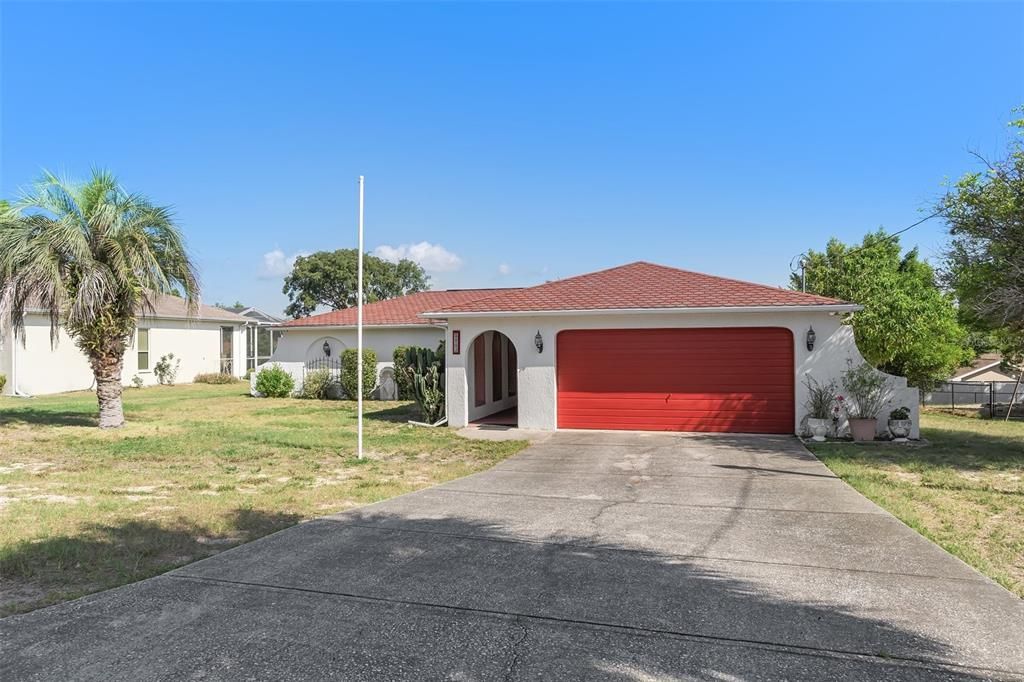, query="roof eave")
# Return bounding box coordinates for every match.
[418,304,862,318]
[278,322,448,330]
